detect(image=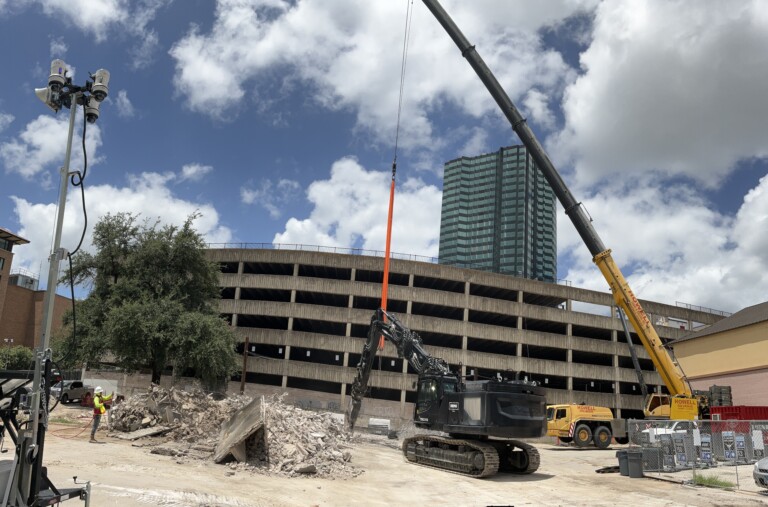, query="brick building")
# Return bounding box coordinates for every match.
[0,227,70,348]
